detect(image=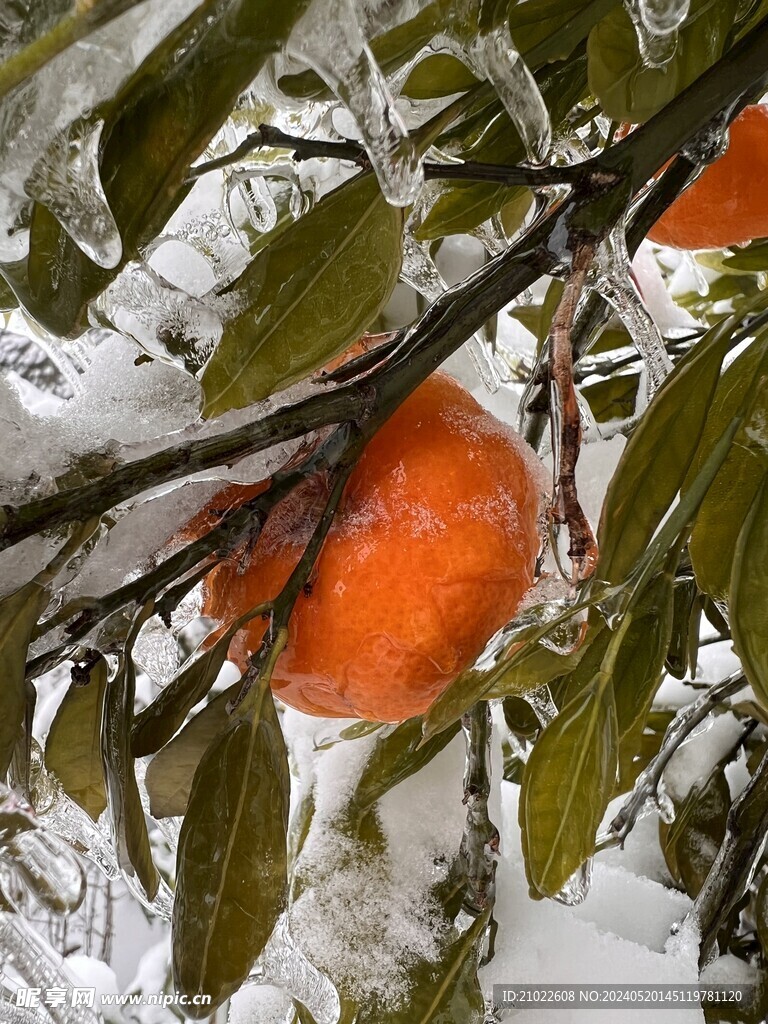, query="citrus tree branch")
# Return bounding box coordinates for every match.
[460,702,499,914]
